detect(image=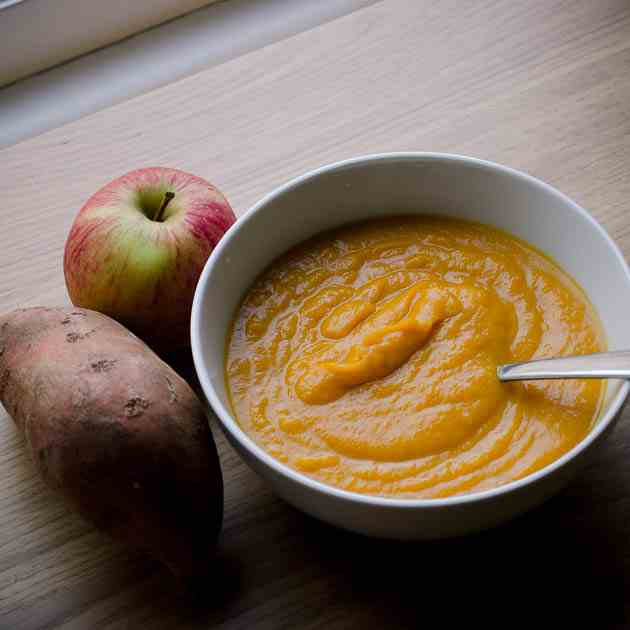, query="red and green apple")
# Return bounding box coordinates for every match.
[64,167,235,351]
